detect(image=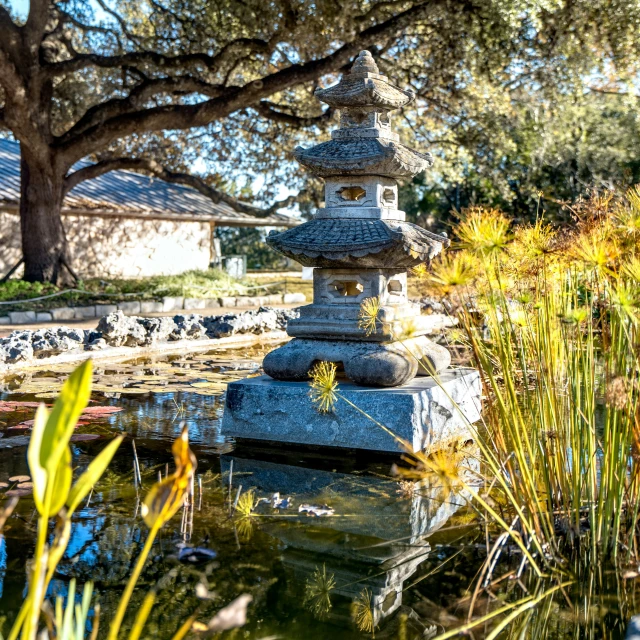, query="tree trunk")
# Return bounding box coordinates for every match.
[19,147,69,283]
